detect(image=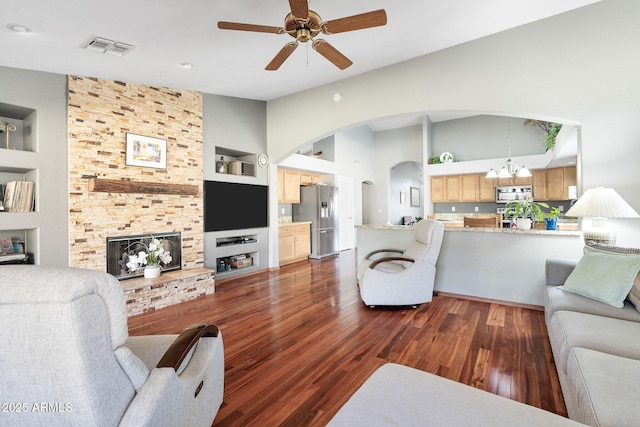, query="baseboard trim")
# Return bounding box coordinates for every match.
[435,291,544,311]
